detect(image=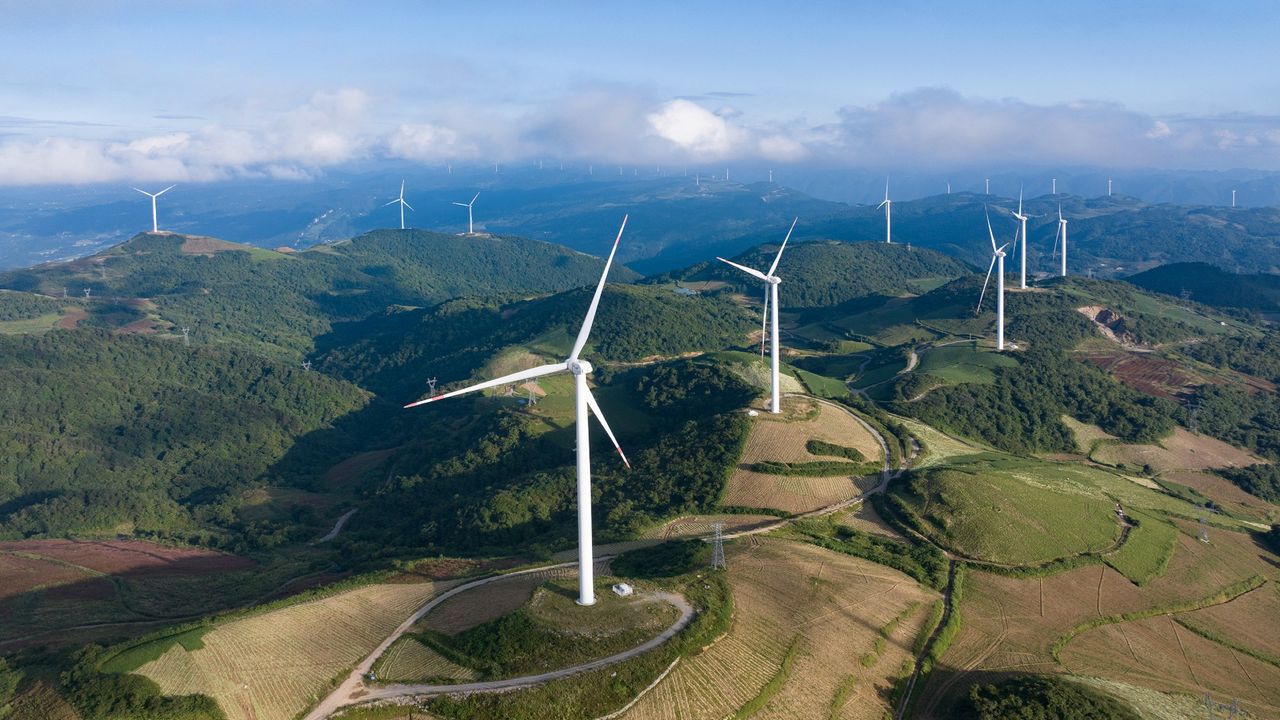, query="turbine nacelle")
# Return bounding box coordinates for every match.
[568,359,593,376]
